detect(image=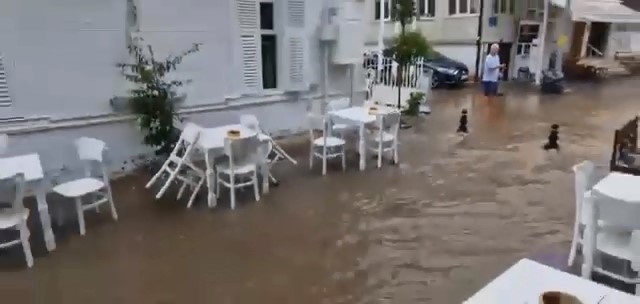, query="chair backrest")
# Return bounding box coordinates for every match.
[377,110,402,133]
[224,134,260,167]
[239,114,261,133]
[75,137,107,162]
[0,173,26,214]
[573,160,595,224]
[180,122,202,145]
[0,133,7,155]
[327,97,350,112]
